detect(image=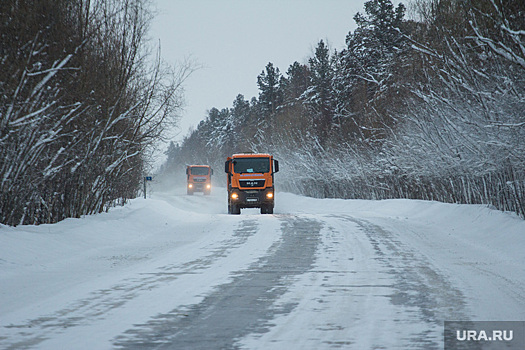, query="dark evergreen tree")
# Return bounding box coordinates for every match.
[230,94,254,151]
[231,94,251,126]
[163,141,181,173]
[280,61,310,106]
[305,40,335,147]
[354,0,405,46]
[338,0,408,142]
[257,62,283,117]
